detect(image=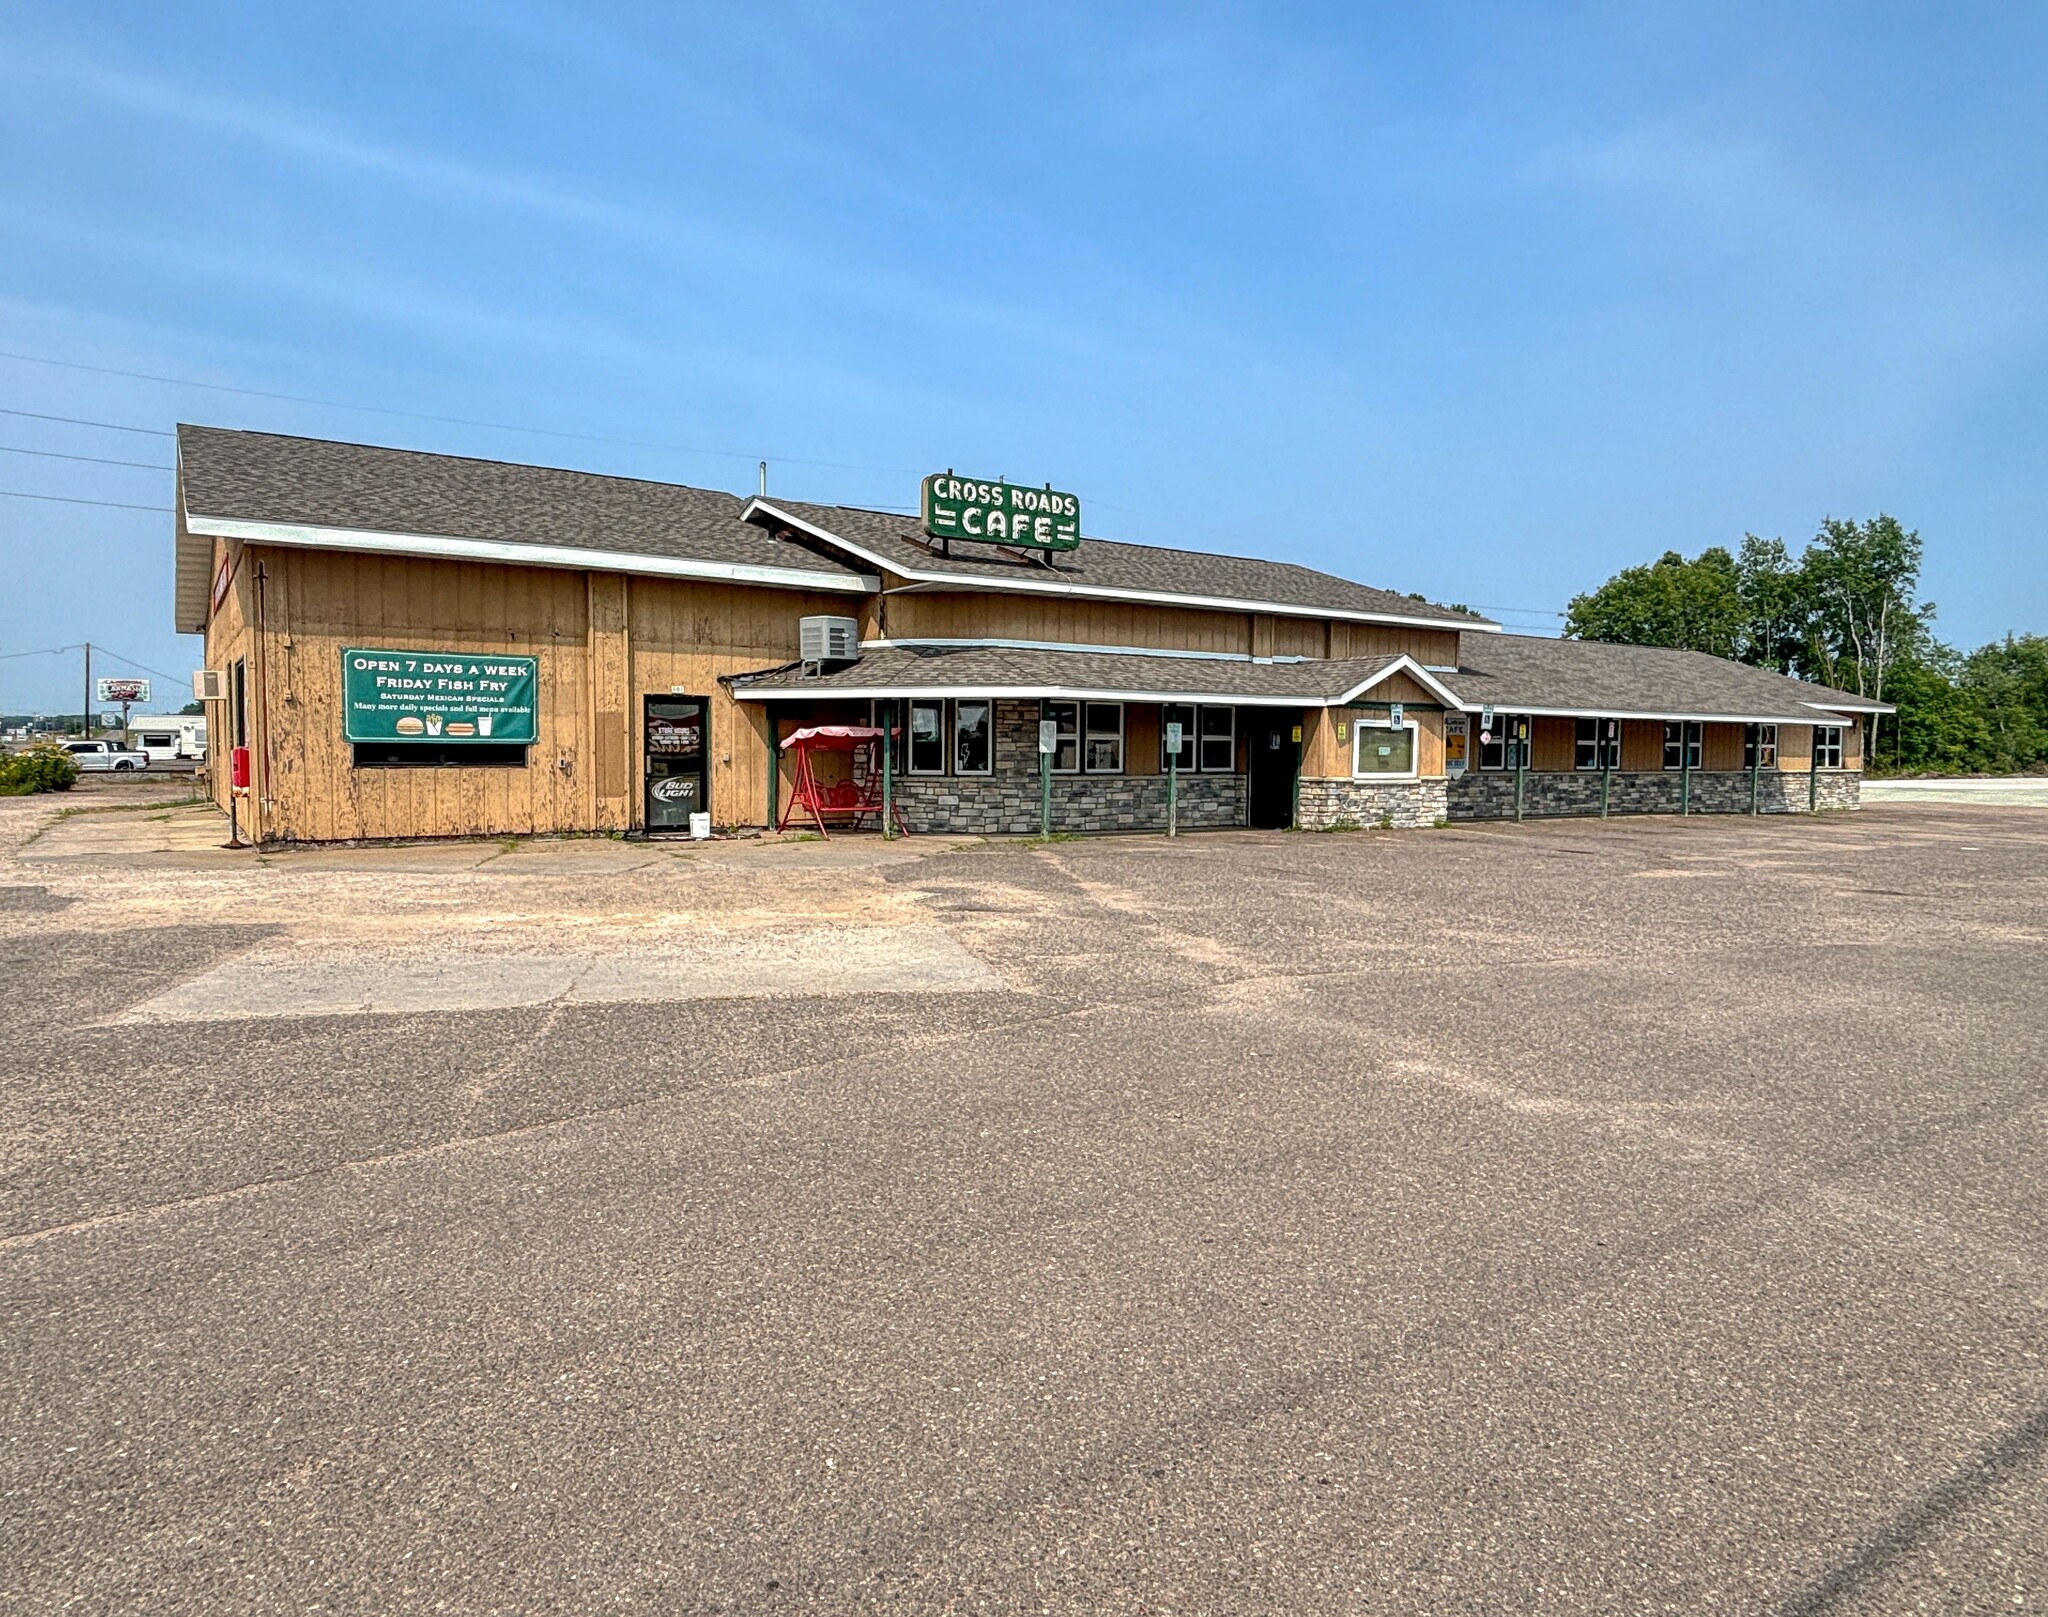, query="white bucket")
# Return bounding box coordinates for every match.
[688,811,712,840]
